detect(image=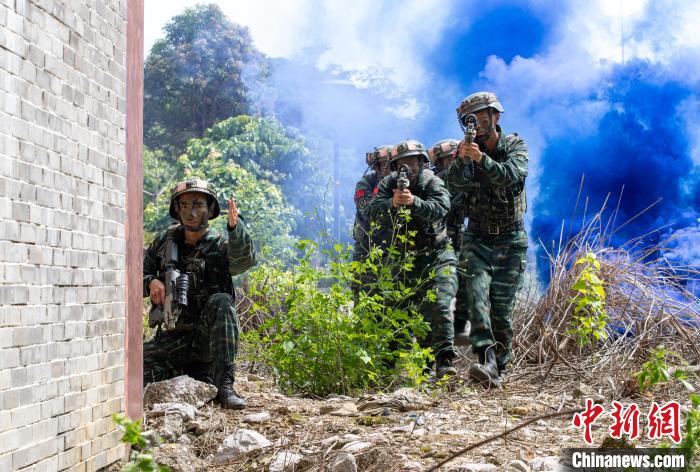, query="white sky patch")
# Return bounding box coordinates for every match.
[144,0,314,58]
[565,0,700,73]
[385,98,425,120]
[561,0,646,64]
[145,0,452,96]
